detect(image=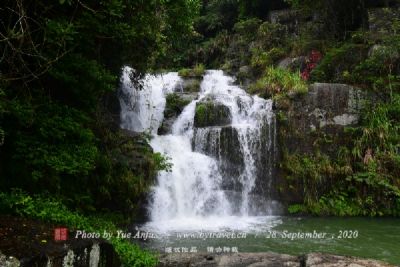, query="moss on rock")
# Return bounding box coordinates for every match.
[194,101,231,128]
